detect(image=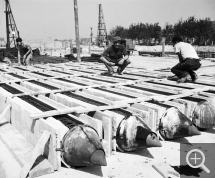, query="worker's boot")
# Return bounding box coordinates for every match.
[177,75,191,83]
[117,67,123,75]
[190,72,198,82]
